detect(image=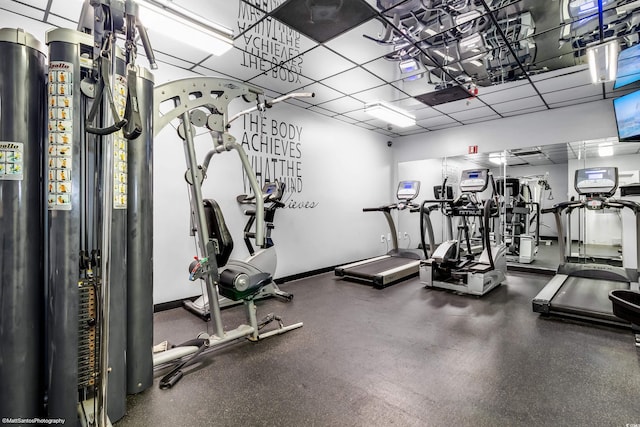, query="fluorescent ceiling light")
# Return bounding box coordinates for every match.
[455,10,482,27]
[424,28,437,36]
[137,0,234,56]
[364,101,416,128]
[587,39,619,83]
[433,50,455,62]
[598,142,614,157]
[459,33,484,53]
